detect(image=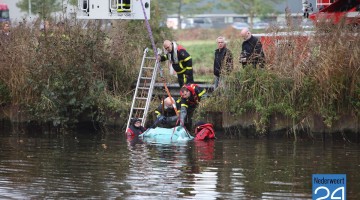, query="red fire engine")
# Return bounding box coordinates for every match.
[0,3,10,22]
[257,0,359,64]
[309,0,360,25]
[315,0,334,9]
